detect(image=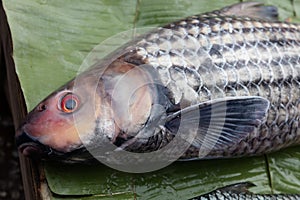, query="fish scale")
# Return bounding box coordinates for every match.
[121,14,300,158]
[191,190,300,200]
